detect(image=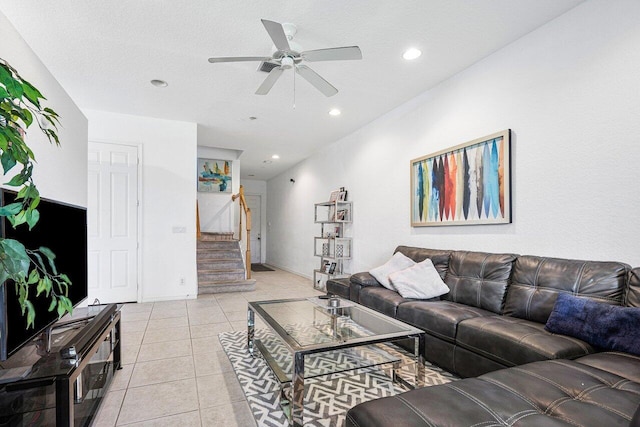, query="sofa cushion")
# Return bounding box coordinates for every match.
[442,251,517,314]
[394,246,451,279]
[627,267,640,307]
[575,351,640,383]
[359,287,411,318]
[456,315,593,367]
[504,255,629,324]
[370,252,415,290]
[326,277,350,300]
[350,271,381,288]
[346,352,640,427]
[546,293,640,356]
[389,259,449,300]
[396,301,494,342]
